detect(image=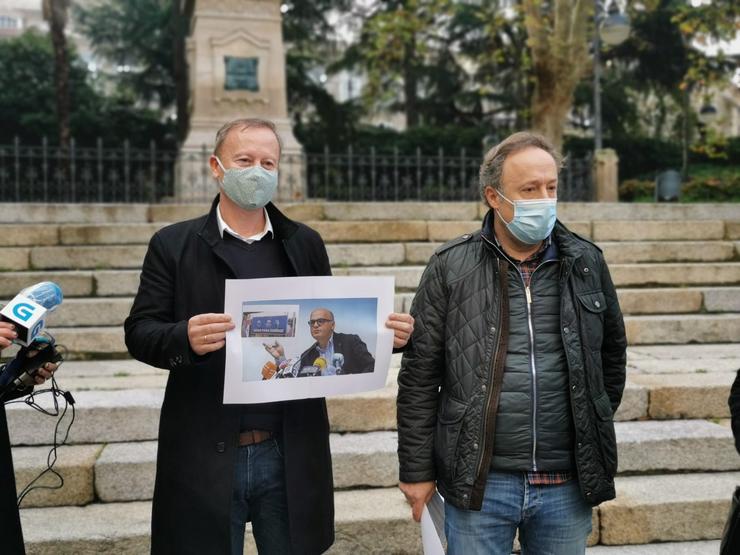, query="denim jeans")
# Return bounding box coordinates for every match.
[230,438,292,555]
[445,471,592,555]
